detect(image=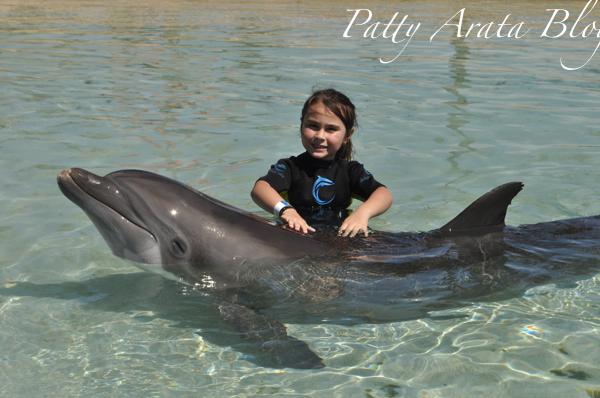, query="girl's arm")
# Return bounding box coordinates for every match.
[339,186,393,237]
[251,180,315,234]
